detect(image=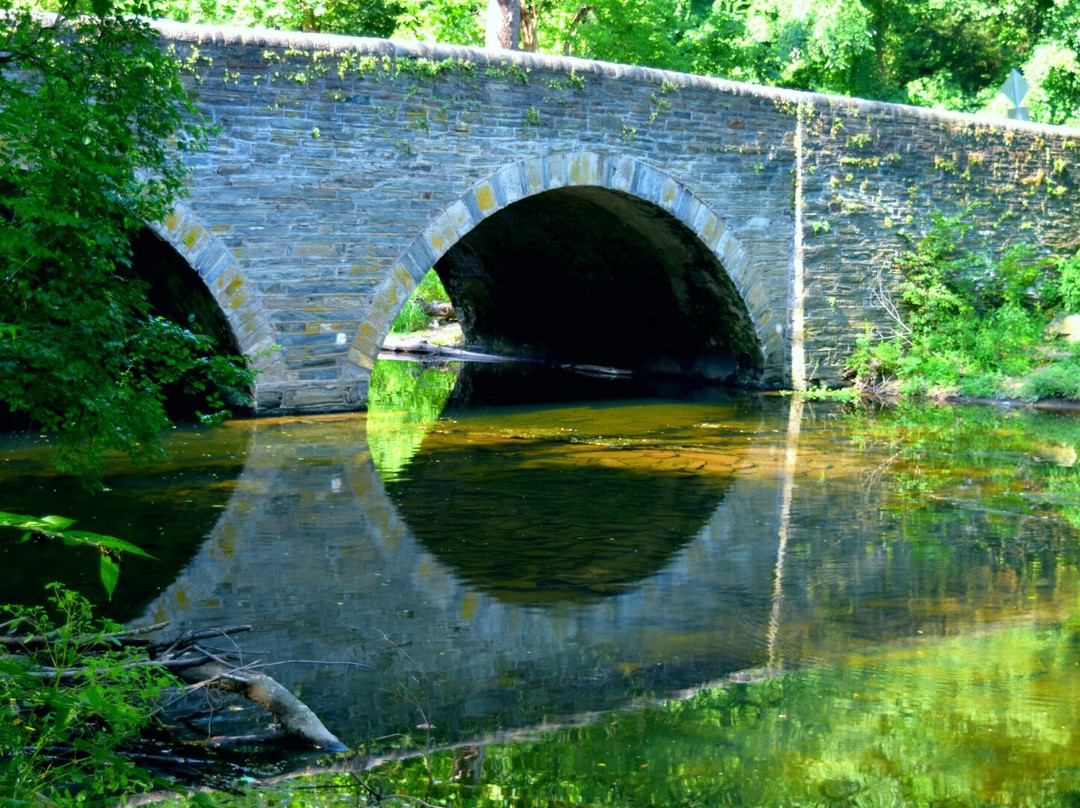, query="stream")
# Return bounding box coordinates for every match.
[4,359,1080,806]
